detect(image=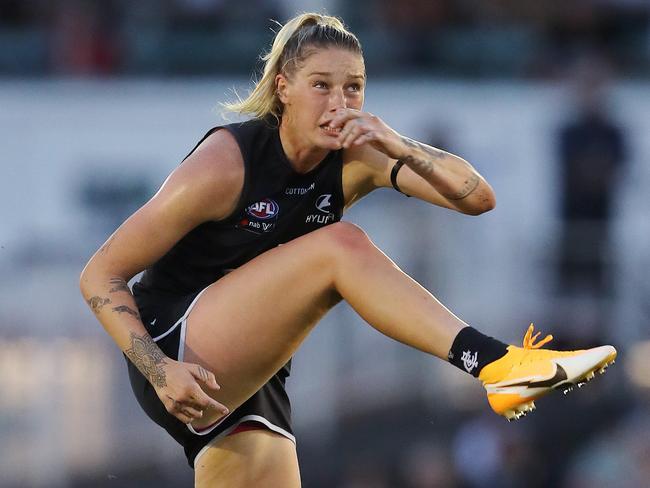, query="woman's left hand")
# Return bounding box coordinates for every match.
[330,108,406,159]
